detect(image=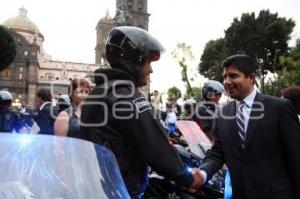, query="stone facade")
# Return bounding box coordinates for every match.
[95,0,150,97]
[1,8,103,107]
[1,2,152,108]
[95,0,149,65]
